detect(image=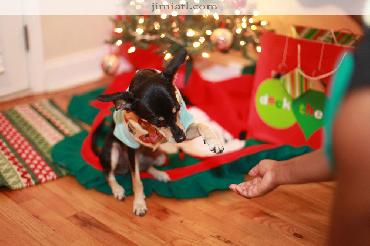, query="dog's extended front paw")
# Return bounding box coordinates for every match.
[112,184,125,200]
[153,170,170,183]
[133,200,147,216]
[204,137,225,154]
